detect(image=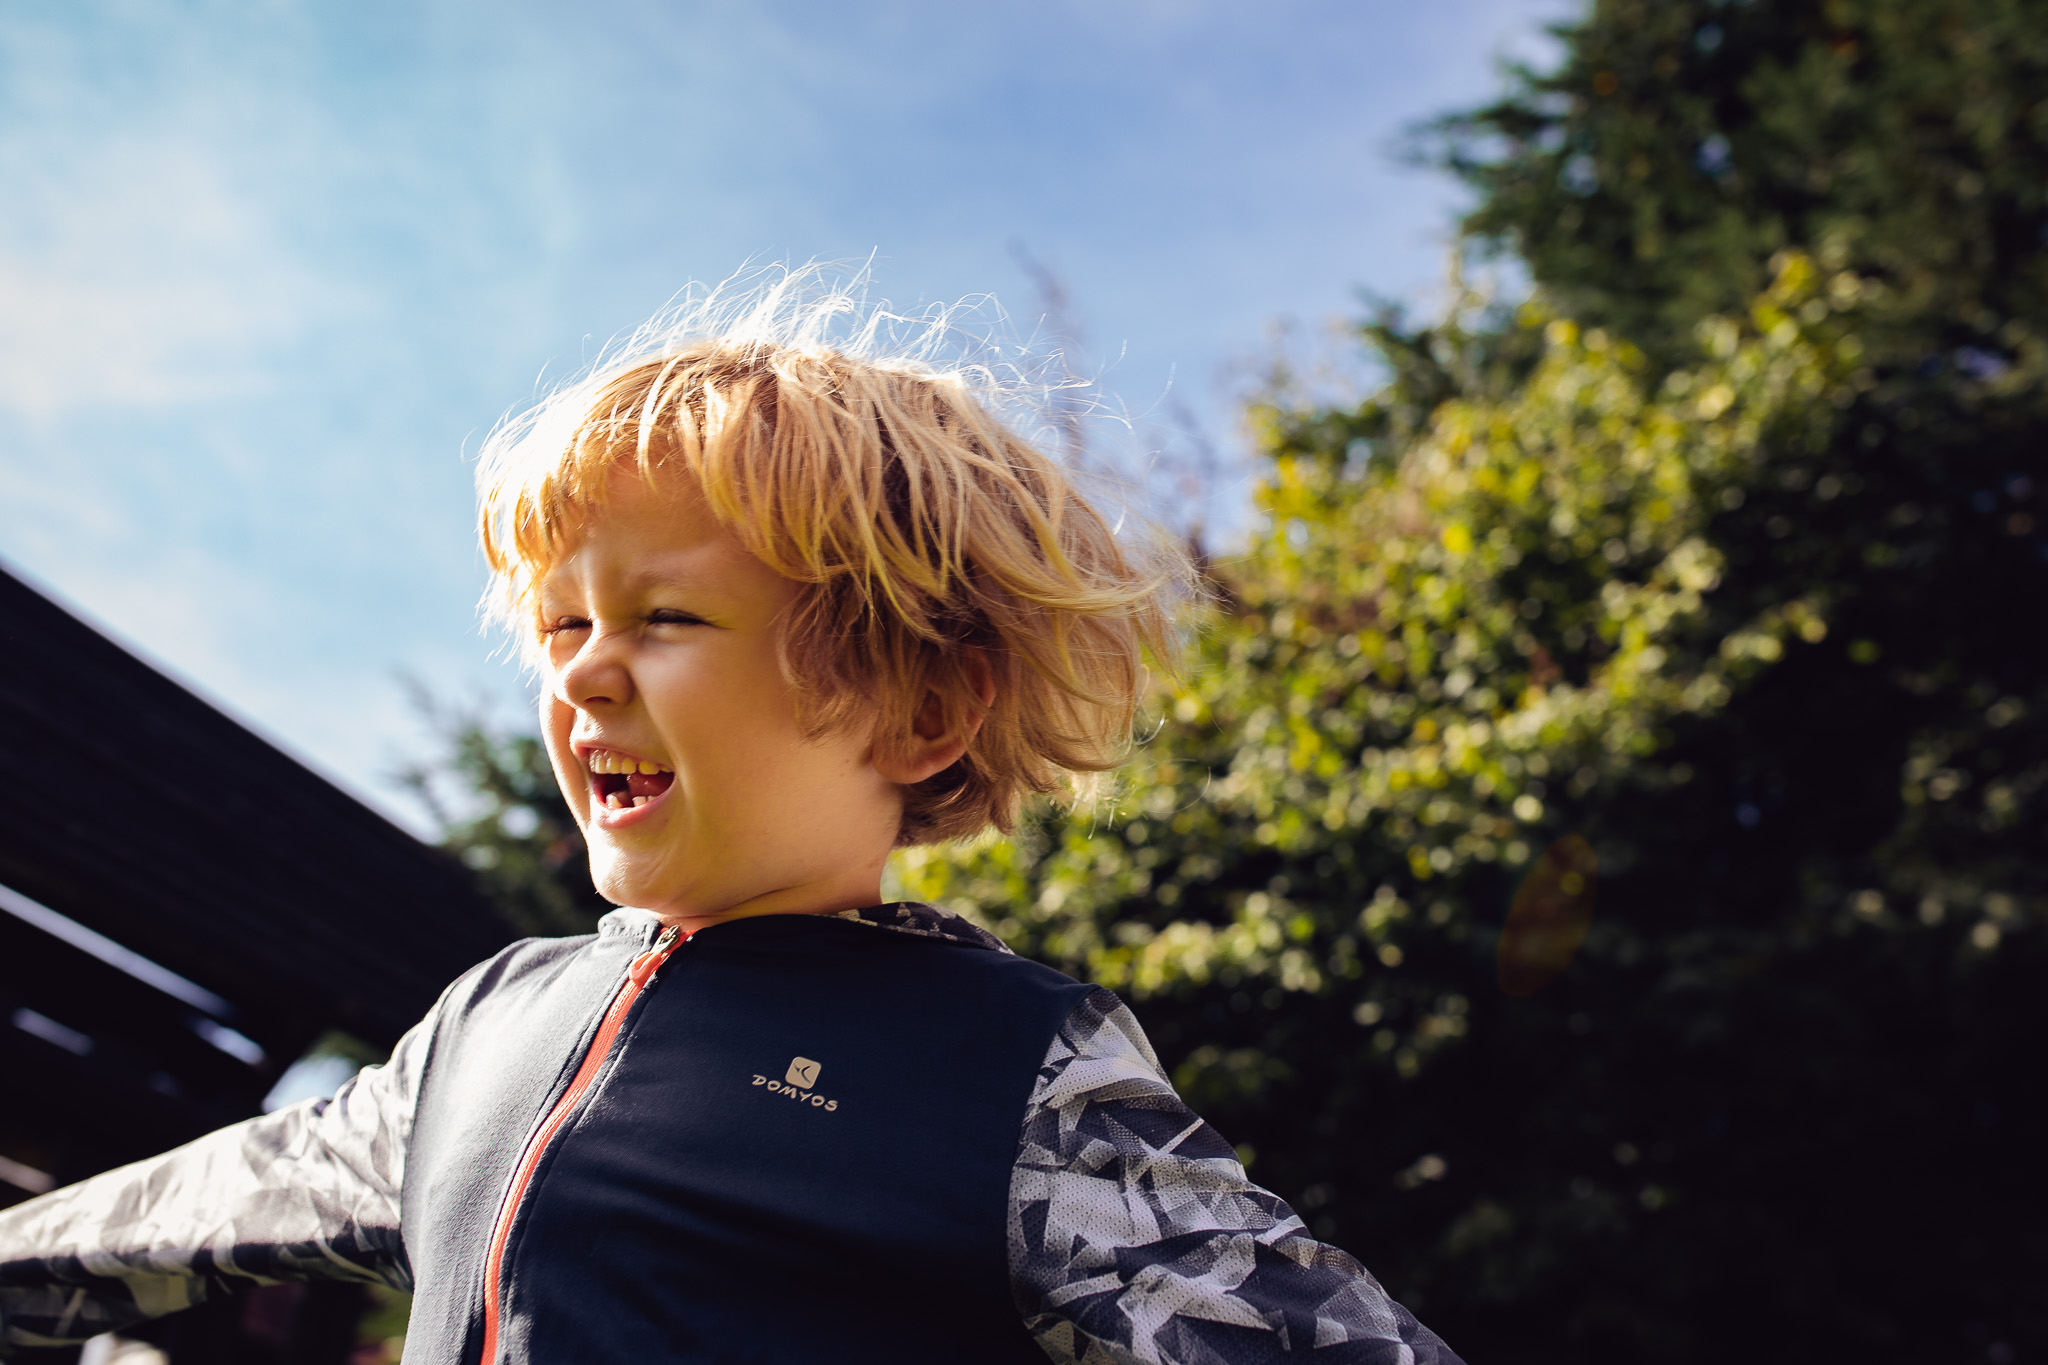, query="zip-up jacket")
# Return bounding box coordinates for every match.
[0,903,1464,1363]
